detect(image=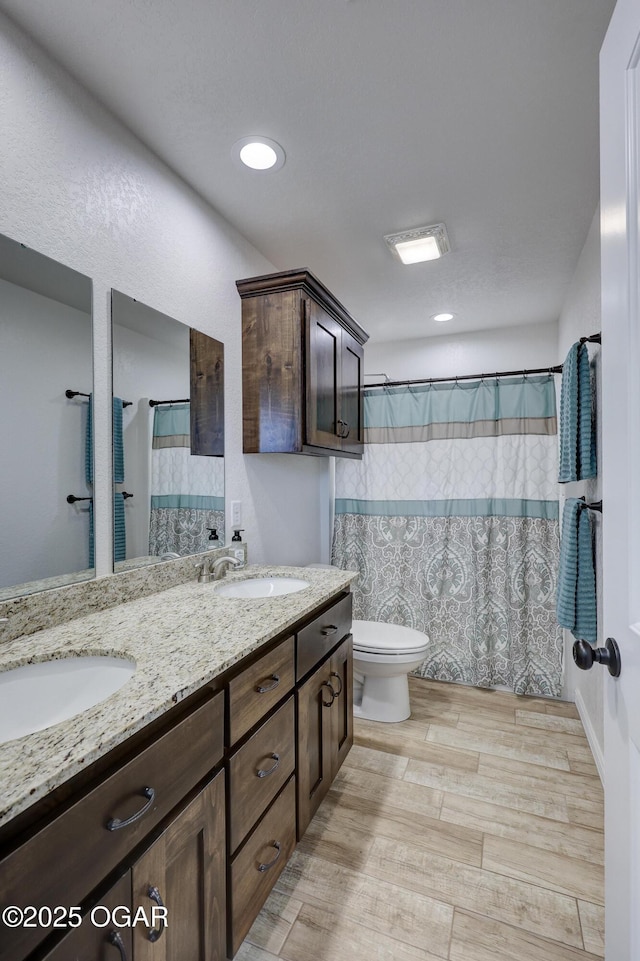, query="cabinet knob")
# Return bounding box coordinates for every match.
[330,671,343,696]
[572,637,621,677]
